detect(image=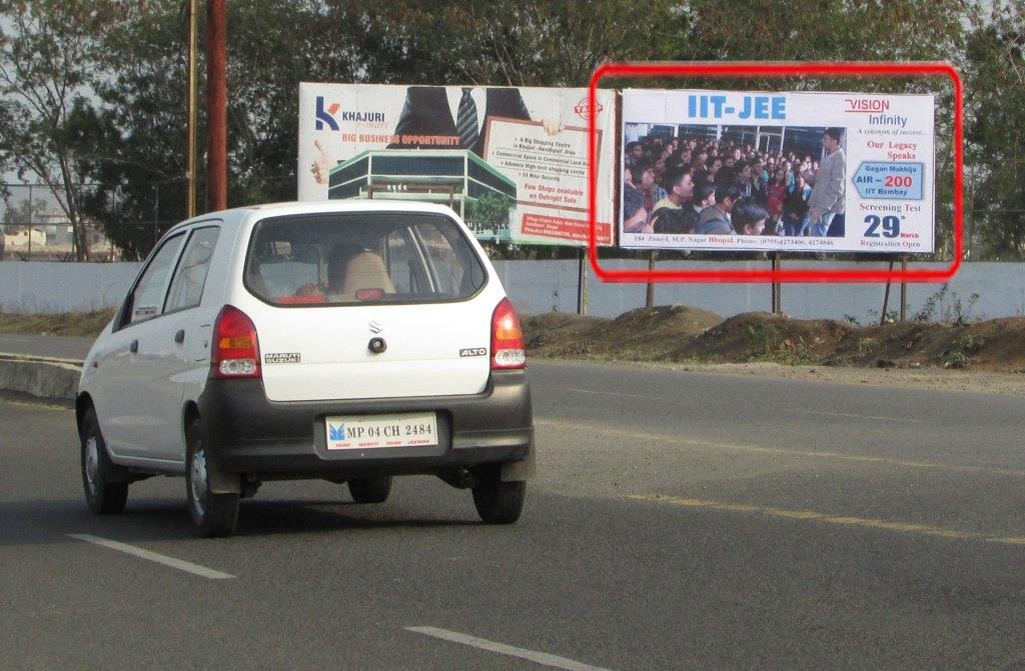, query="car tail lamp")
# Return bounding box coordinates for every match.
[212,305,261,378]
[491,298,526,370]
